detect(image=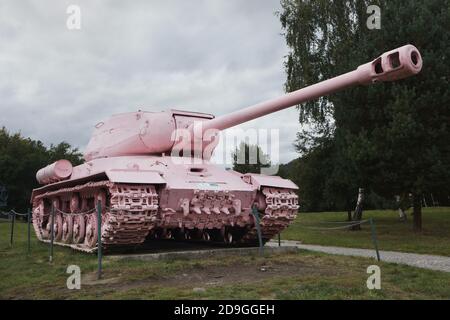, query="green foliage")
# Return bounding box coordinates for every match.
[280,138,352,211]
[279,0,450,210]
[0,127,83,211]
[47,141,84,166]
[231,142,271,174]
